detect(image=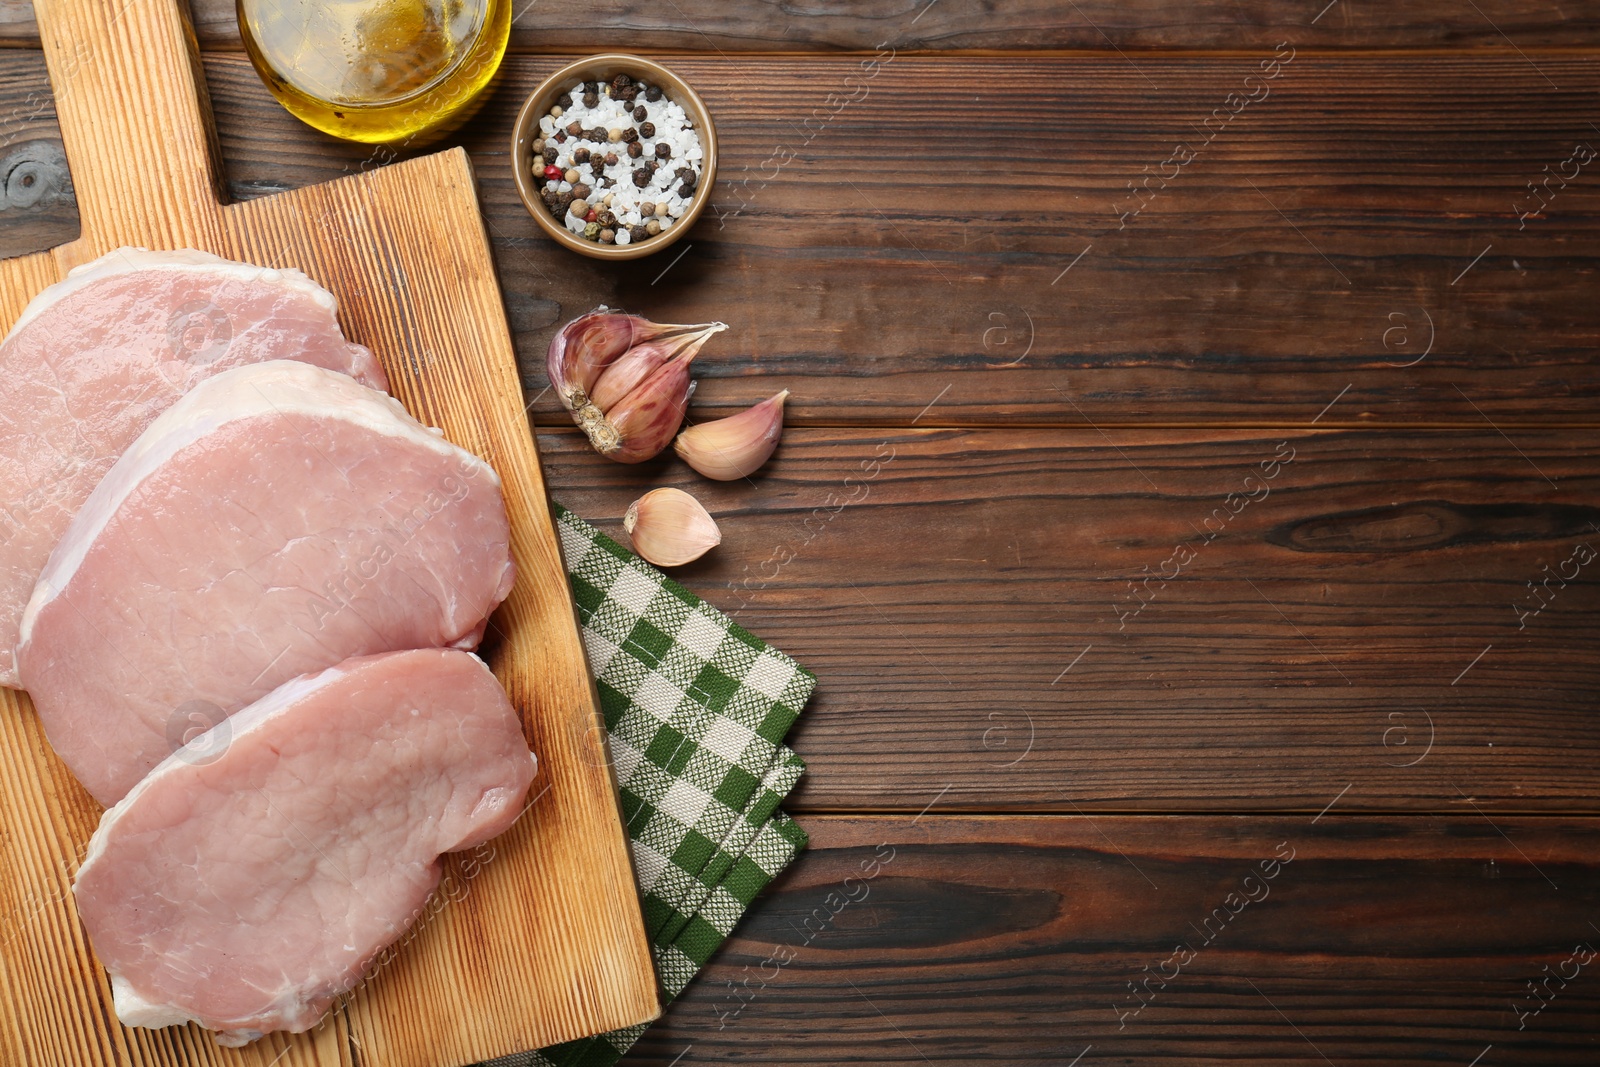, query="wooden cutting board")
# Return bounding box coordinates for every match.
[0,1,659,1065]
